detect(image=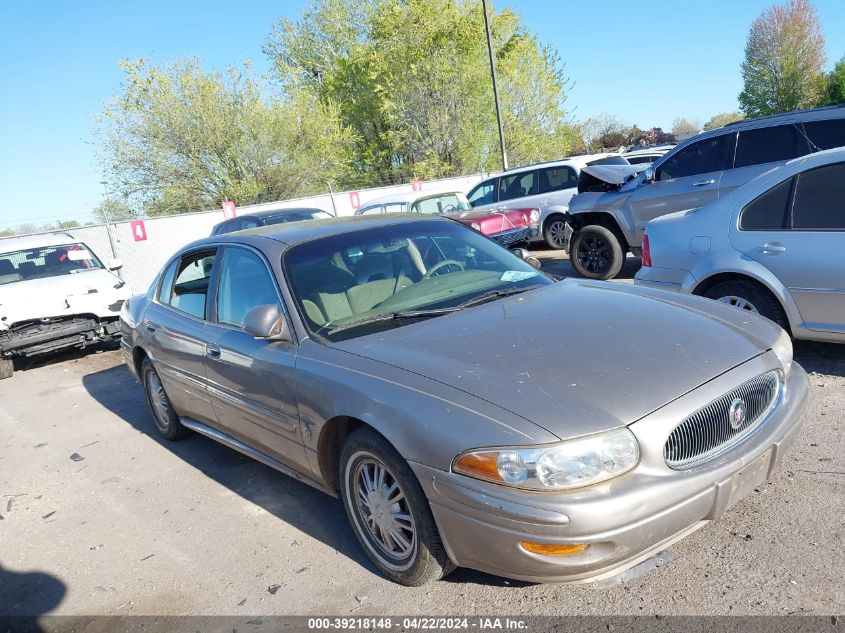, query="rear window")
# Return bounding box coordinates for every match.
[739,178,792,231]
[802,118,845,152]
[539,166,577,193]
[734,124,808,168]
[791,163,845,230]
